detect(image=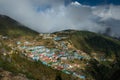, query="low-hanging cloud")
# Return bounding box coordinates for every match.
[0,0,120,36]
